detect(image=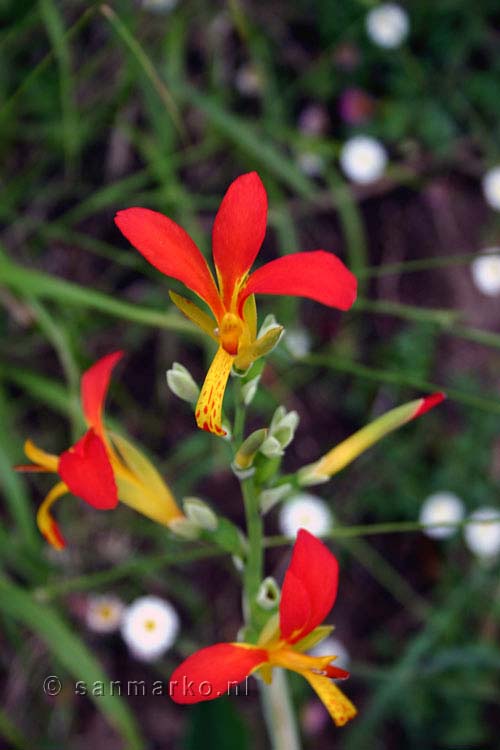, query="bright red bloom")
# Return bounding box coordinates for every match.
[16,352,182,548]
[115,172,357,436]
[169,530,356,726]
